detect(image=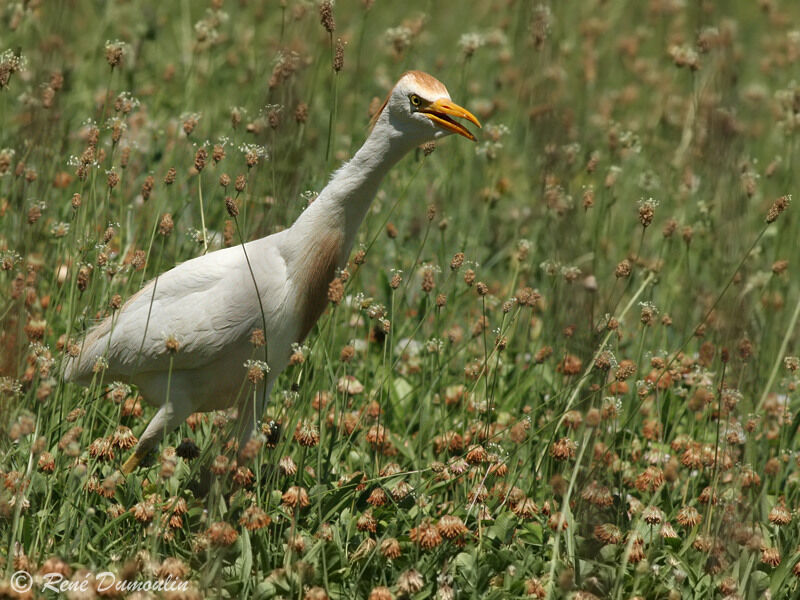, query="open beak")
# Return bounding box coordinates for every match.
[421,99,482,141]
